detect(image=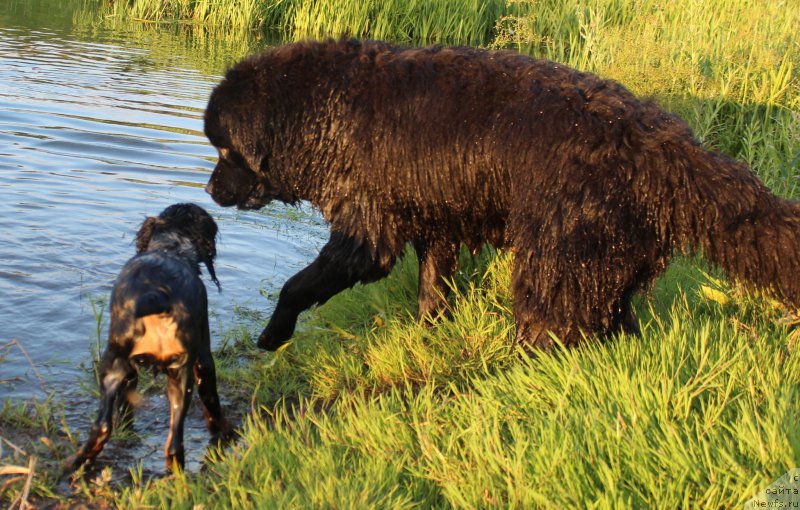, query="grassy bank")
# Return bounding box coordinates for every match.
[70,254,800,507]
[3,0,800,507]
